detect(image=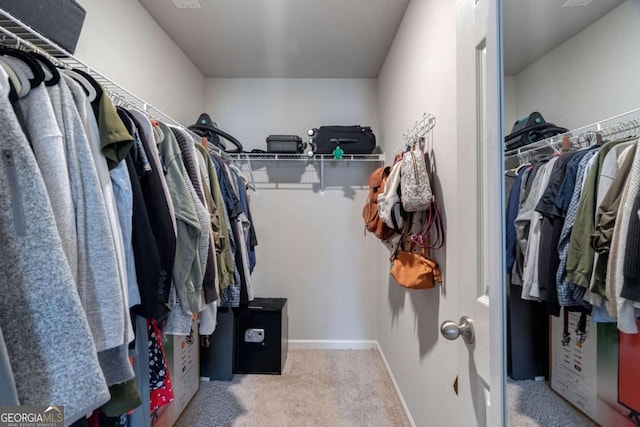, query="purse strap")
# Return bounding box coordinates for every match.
[391,213,416,261]
[411,197,445,250]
